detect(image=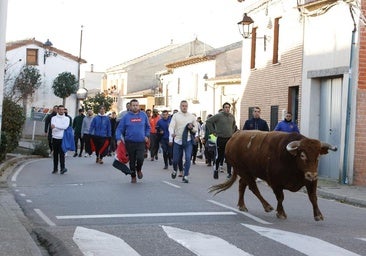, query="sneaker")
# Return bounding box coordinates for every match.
[192,161,196,165]
[207,163,212,167]
[99,158,104,164]
[227,173,232,179]
[150,157,154,161]
[60,168,68,174]
[178,171,183,177]
[73,152,78,157]
[84,154,88,157]
[213,170,219,179]
[131,176,137,183]
[137,170,143,179]
[171,171,177,179]
[155,155,158,160]
[96,157,100,163]
[163,165,168,170]
[182,176,189,183]
[197,154,203,159]
[52,169,58,174]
